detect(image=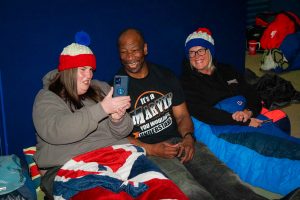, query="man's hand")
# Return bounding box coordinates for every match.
[177,135,195,163]
[172,102,195,163]
[127,137,179,159]
[147,142,180,159]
